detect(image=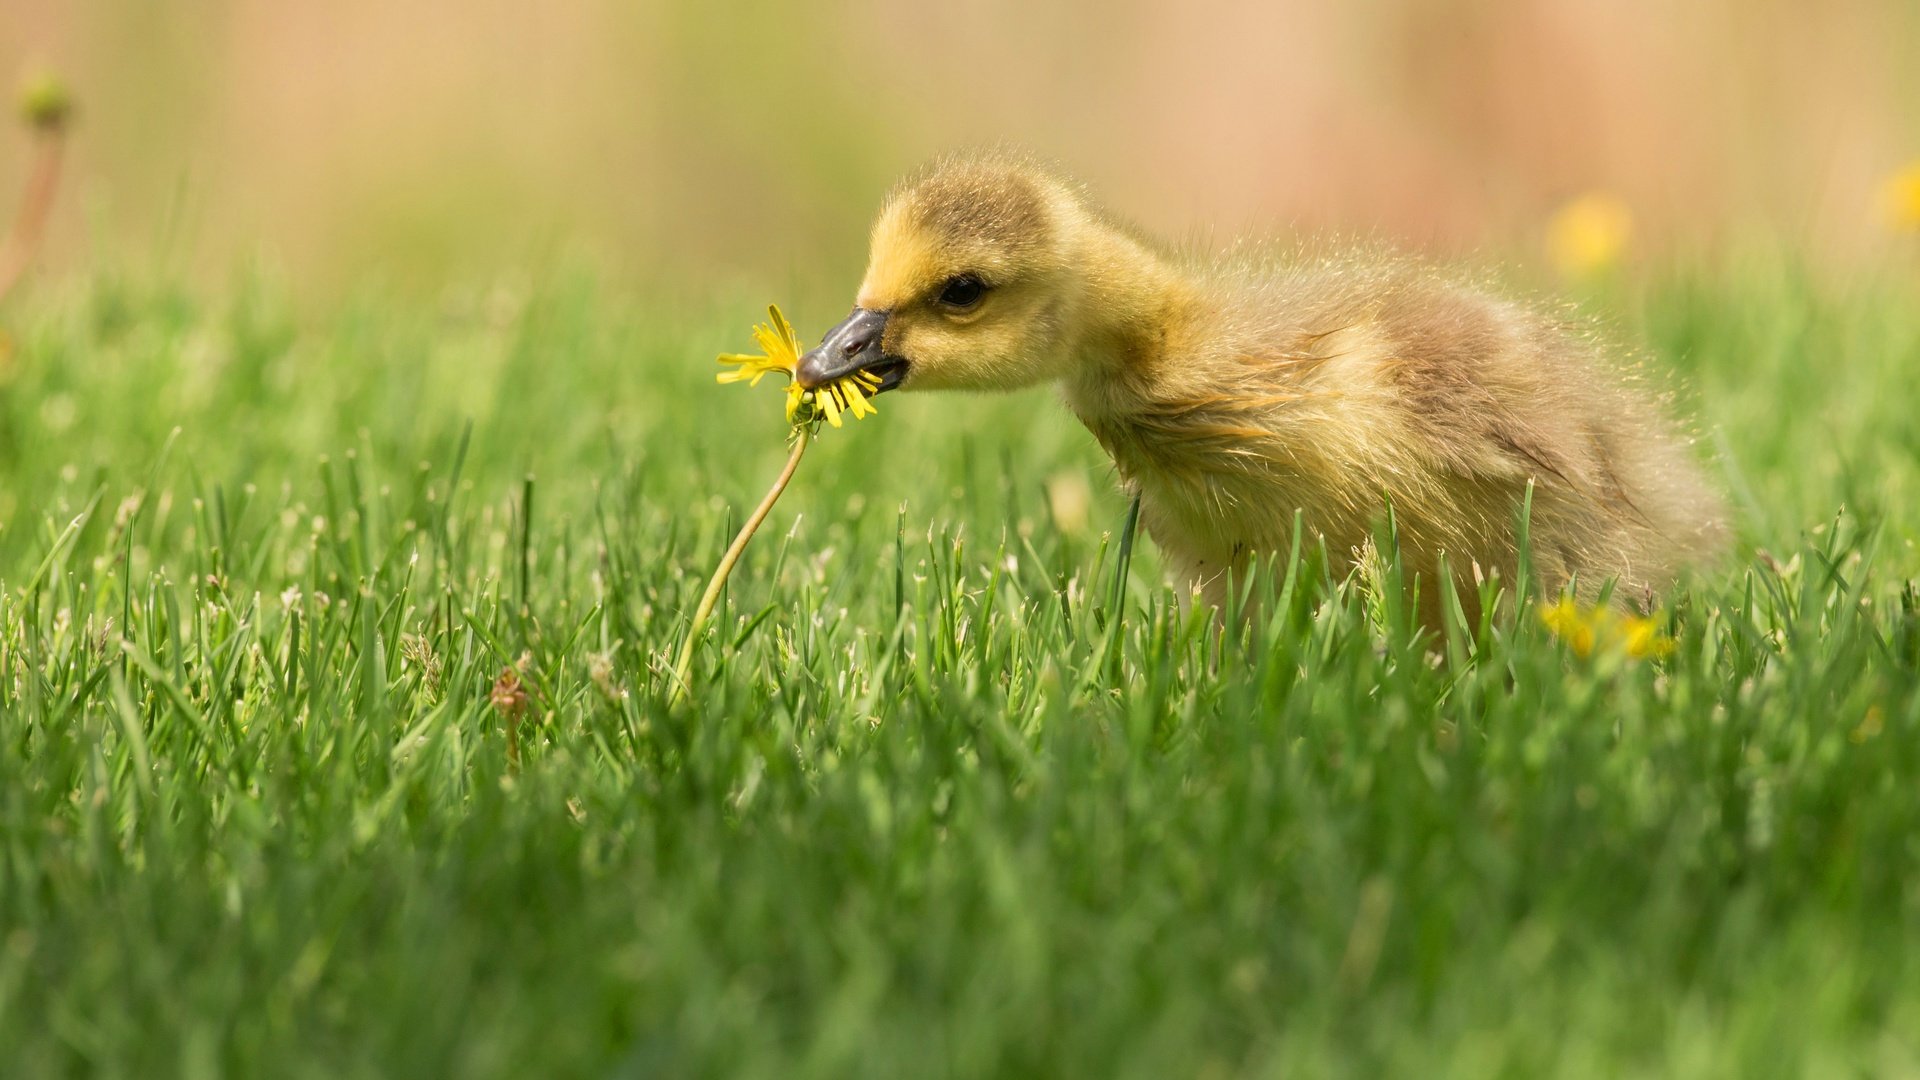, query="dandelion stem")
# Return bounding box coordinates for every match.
[670,424,812,707]
[0,125,66,304]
